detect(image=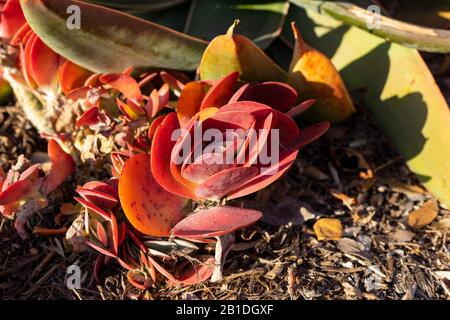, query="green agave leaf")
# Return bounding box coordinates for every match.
[285,6,450,206]
[85,0,189,13]
[290,0,450,53]
[20,0,207,73]
[184,0,289,50]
